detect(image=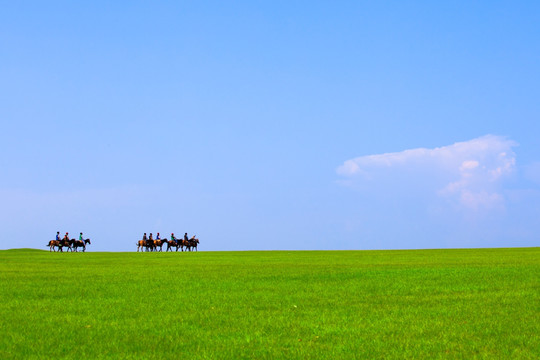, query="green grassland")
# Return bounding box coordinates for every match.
[0,248,538,359]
